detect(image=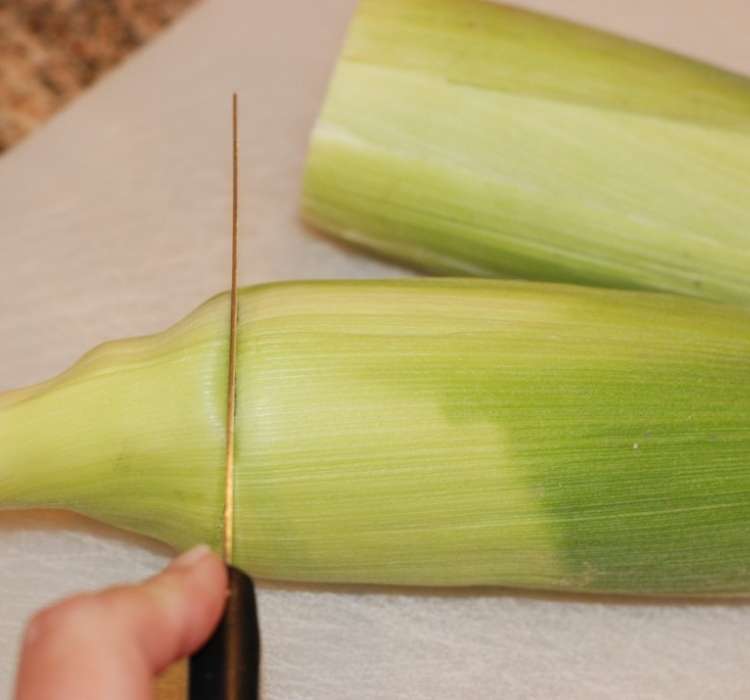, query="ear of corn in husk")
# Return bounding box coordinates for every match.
[2,279,750,596]
[302,0,750,305]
